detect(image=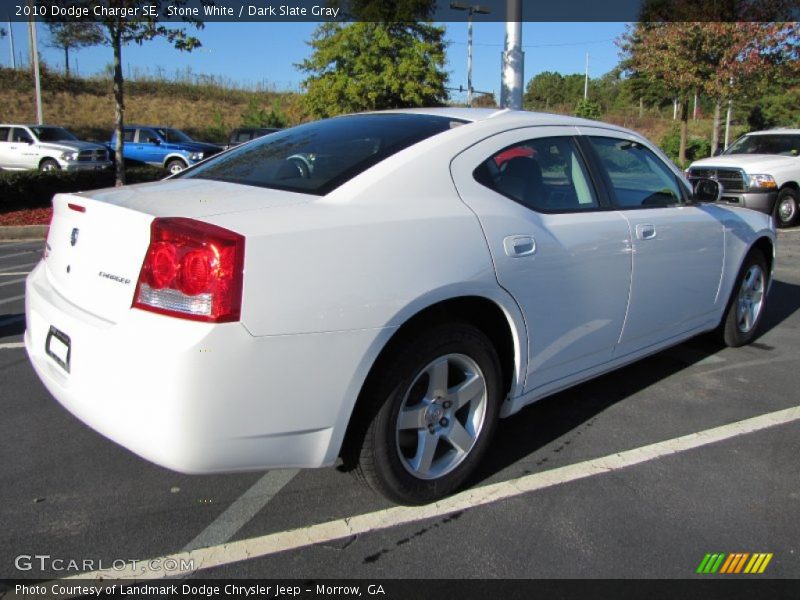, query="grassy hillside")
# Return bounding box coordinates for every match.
[1,66,740,165]
[0,67,305,143]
